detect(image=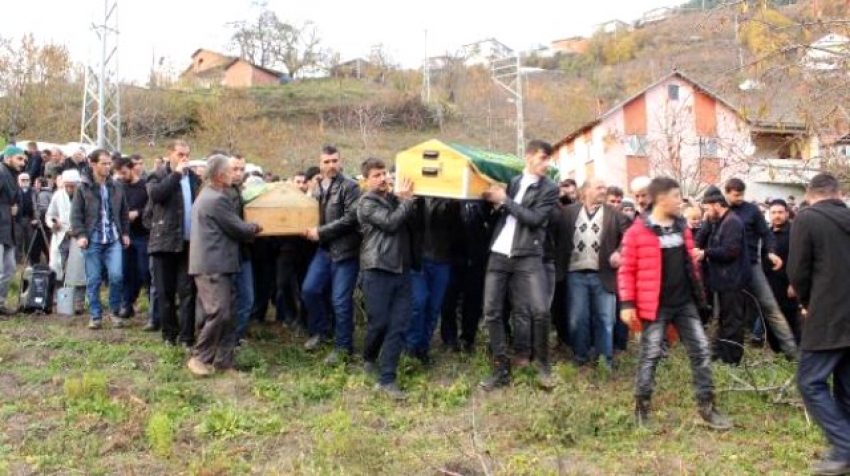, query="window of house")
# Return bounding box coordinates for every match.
[625,135,649,156]
[699,137,719,158]
[668,84,680,101]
